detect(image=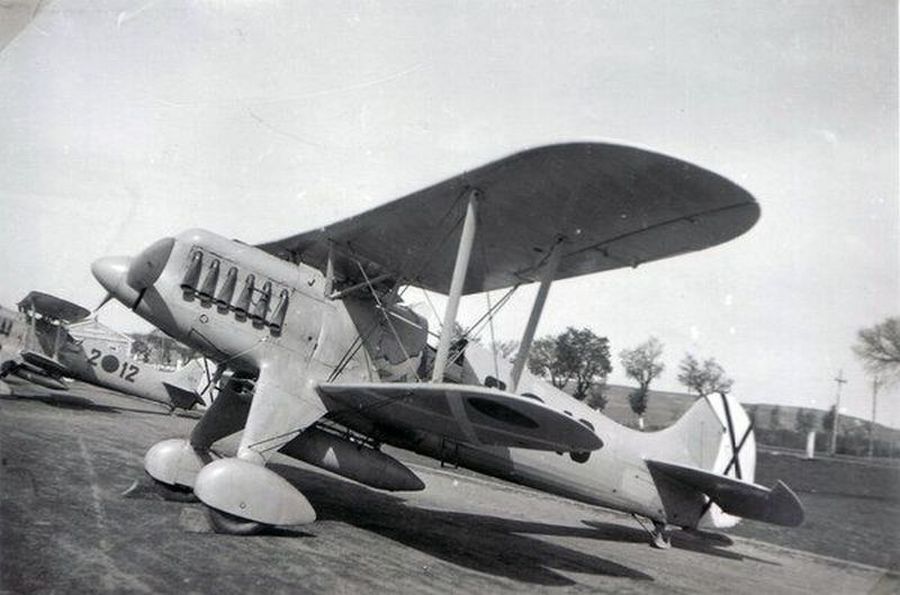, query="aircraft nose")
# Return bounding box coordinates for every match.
[91,255,132,295]
[126,237,175,291]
